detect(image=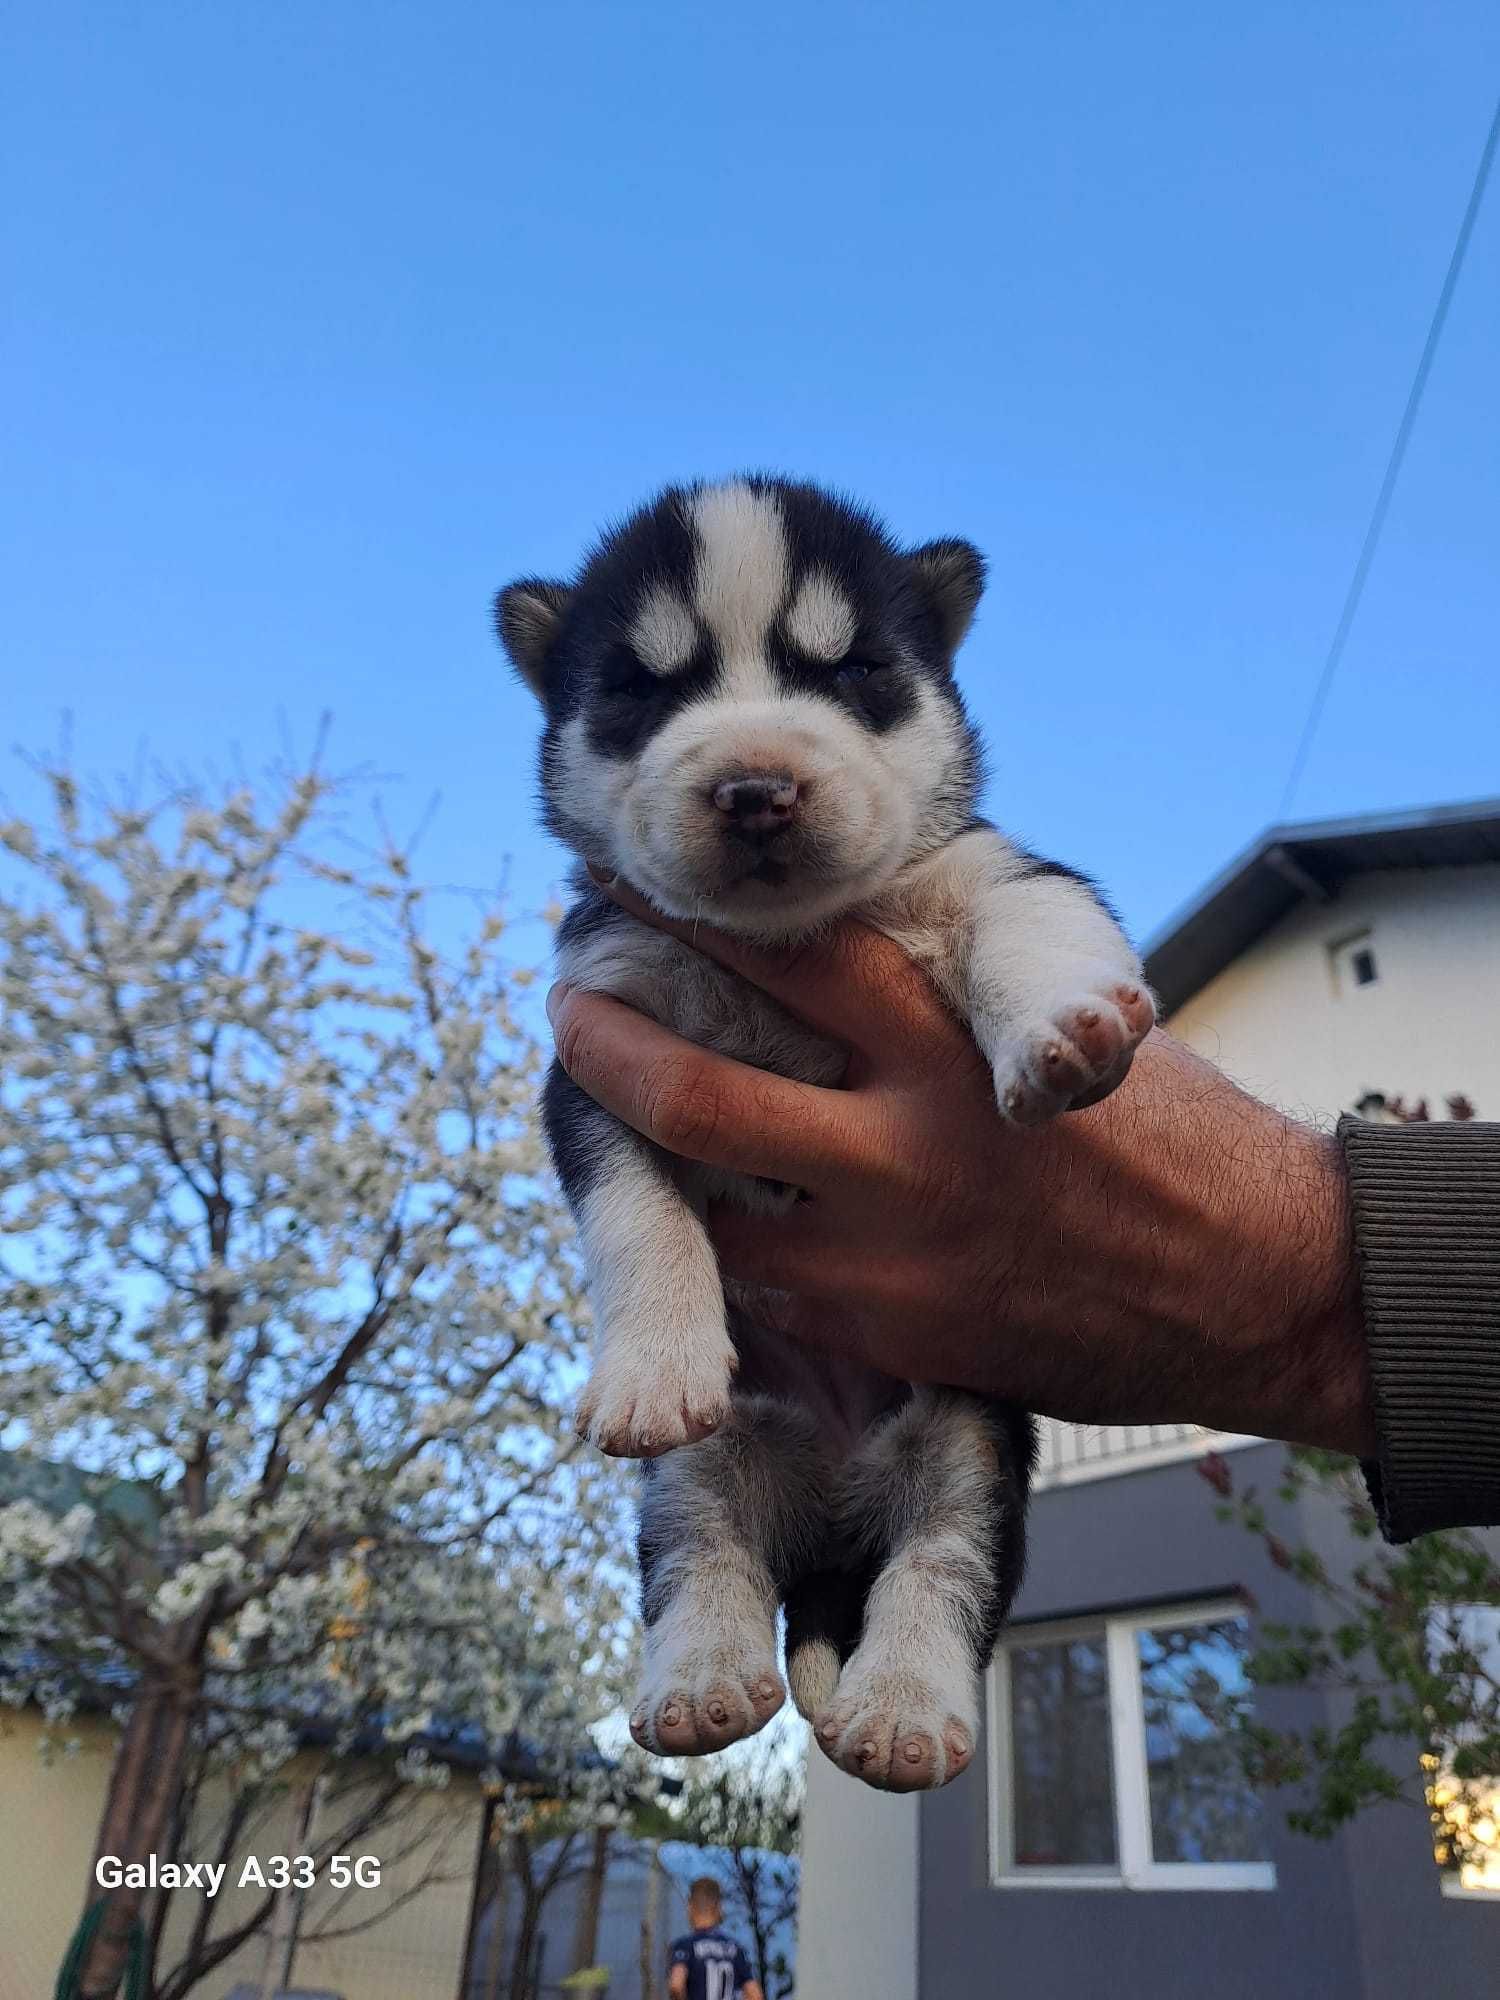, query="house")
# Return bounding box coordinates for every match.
[797,797,1500,2000]
[0,1450,645,2000]
[1,1684,687,2000]
[0,1450,710,2000]
[0,1701,489,2000]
